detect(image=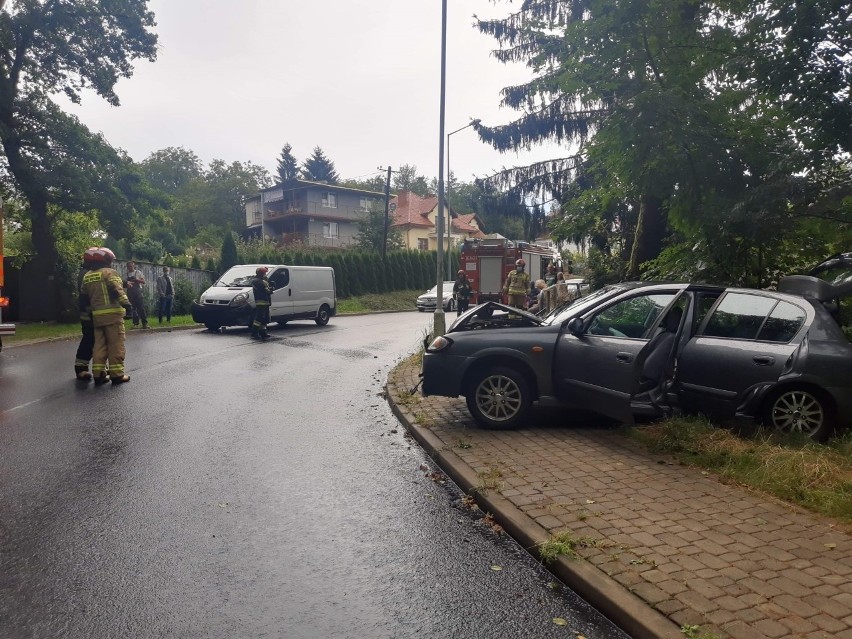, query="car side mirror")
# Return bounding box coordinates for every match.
[566,317,584,335]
